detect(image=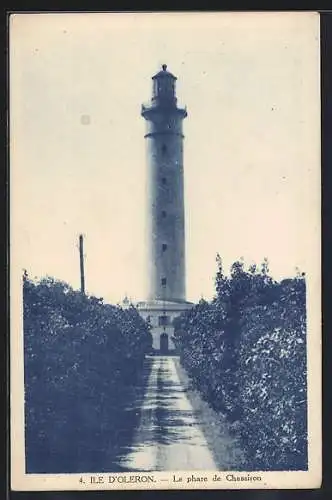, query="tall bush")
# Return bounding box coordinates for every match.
[23,274,152,472]
[173,258,307,470]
